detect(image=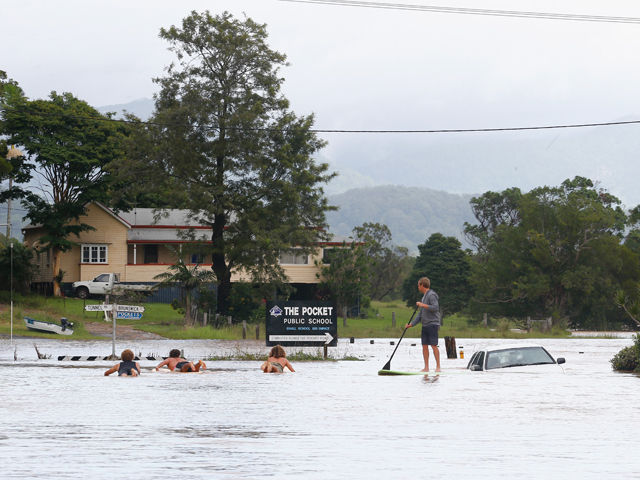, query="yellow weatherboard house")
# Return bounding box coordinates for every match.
[22,202,349,300]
